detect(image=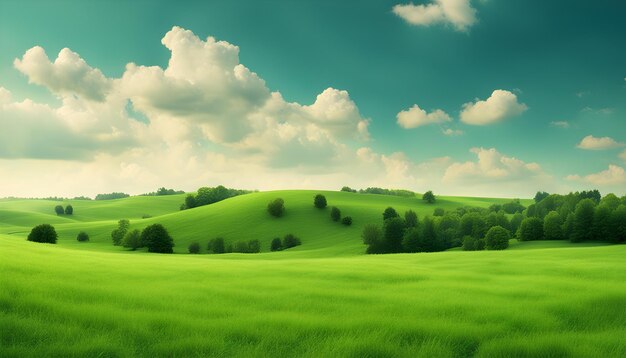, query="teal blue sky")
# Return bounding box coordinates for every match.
[0,0,625,197]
